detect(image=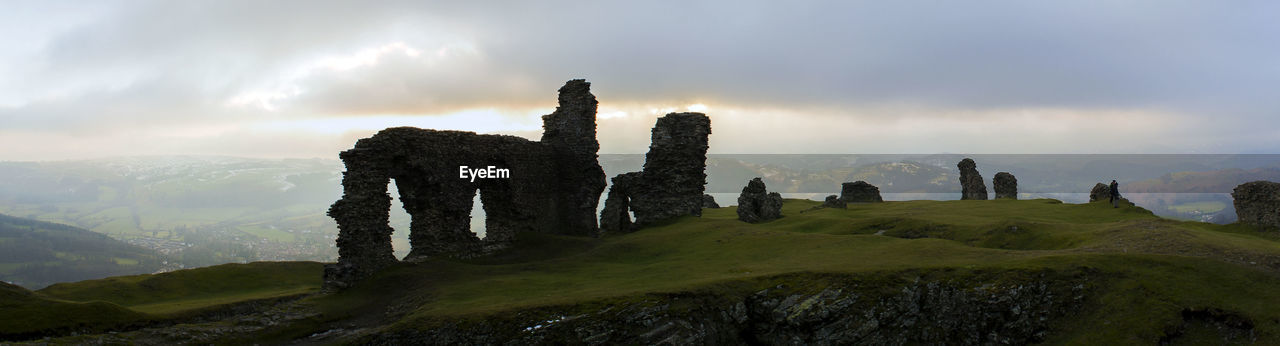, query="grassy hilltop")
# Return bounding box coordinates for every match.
[4,198,1280,343]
